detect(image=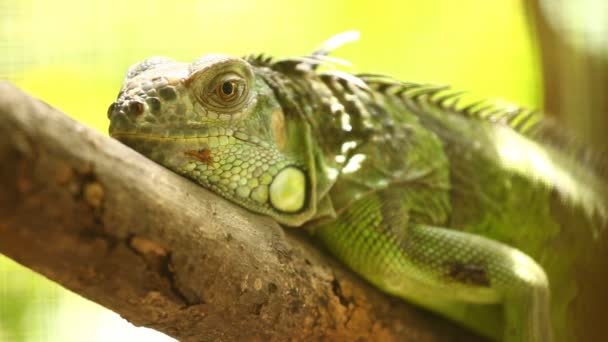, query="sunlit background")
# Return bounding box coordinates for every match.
[1,0,540,341]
